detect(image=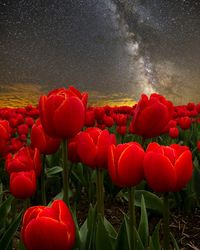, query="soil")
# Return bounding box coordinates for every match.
[76,197,200,250]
